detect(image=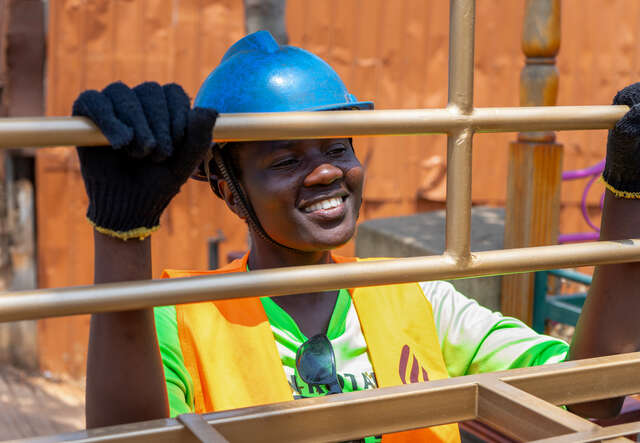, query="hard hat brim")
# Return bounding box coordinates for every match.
[307,101,374,111]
